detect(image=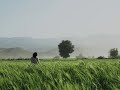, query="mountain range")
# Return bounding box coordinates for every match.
[0,34,120,58]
